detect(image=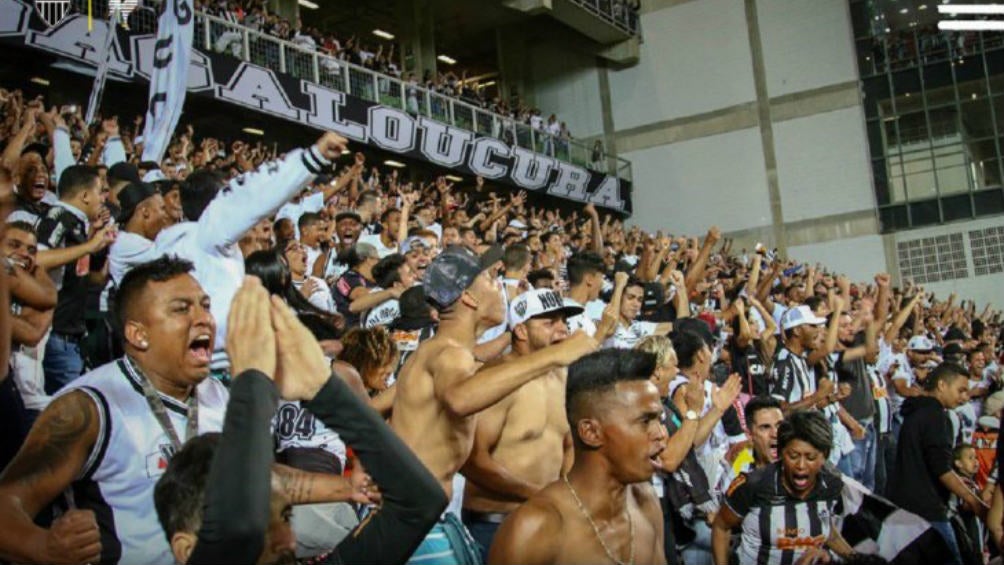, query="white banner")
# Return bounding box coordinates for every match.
[140,0,193,162]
